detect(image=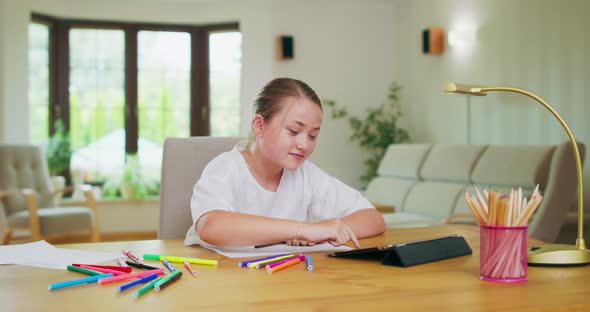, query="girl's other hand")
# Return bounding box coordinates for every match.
[301,219,361,249]
[286,239,316,247]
